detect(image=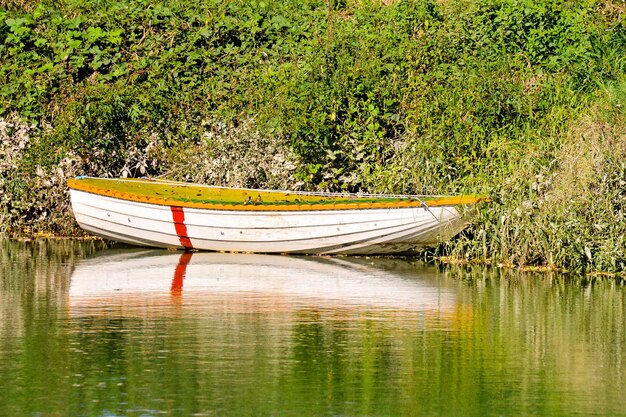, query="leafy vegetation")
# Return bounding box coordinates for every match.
[1,0,625,272]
